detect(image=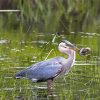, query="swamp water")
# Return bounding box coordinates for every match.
[0,32,100,100]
